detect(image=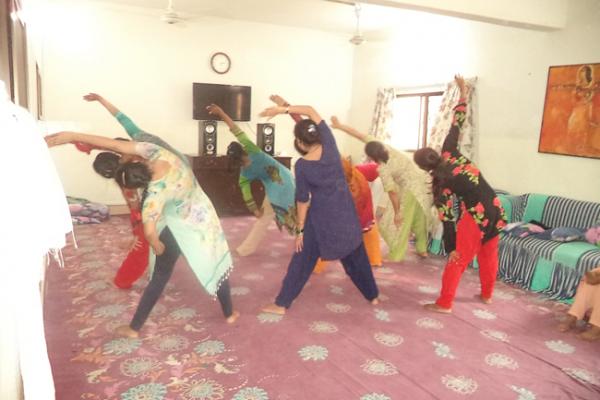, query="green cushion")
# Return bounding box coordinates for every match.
[530,257,554,292]
[553,241,599,266]
[522,193,549,224]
